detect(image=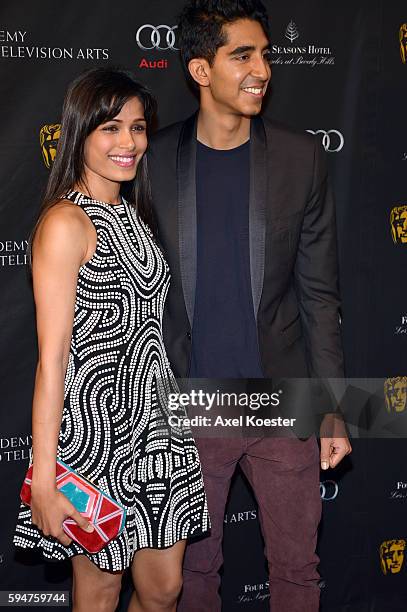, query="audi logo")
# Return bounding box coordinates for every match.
[307,129,345,153]
[135,24,179,51]
[320,480,339,501]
